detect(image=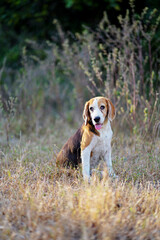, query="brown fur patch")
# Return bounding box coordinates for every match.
[97,98,108,118]
[83,101,91,125]
[56,127,83,168]
[81,122,100,151]
[81,125,93,151]
[105,98,116,121]
[56,121,99,168]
